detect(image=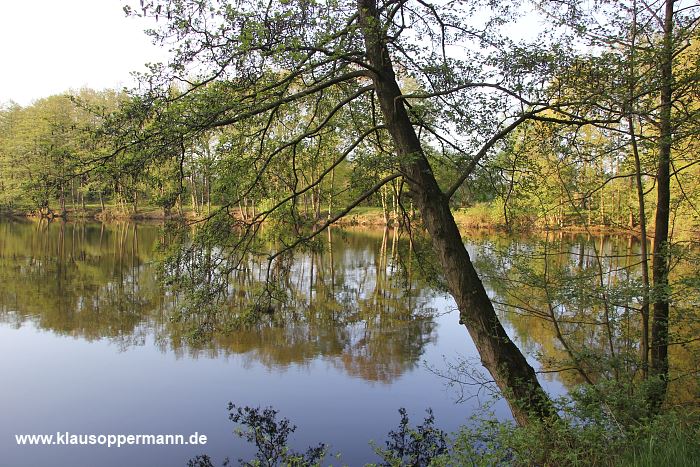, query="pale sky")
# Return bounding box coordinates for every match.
[0,1,545,107]
[0,0,165,106]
